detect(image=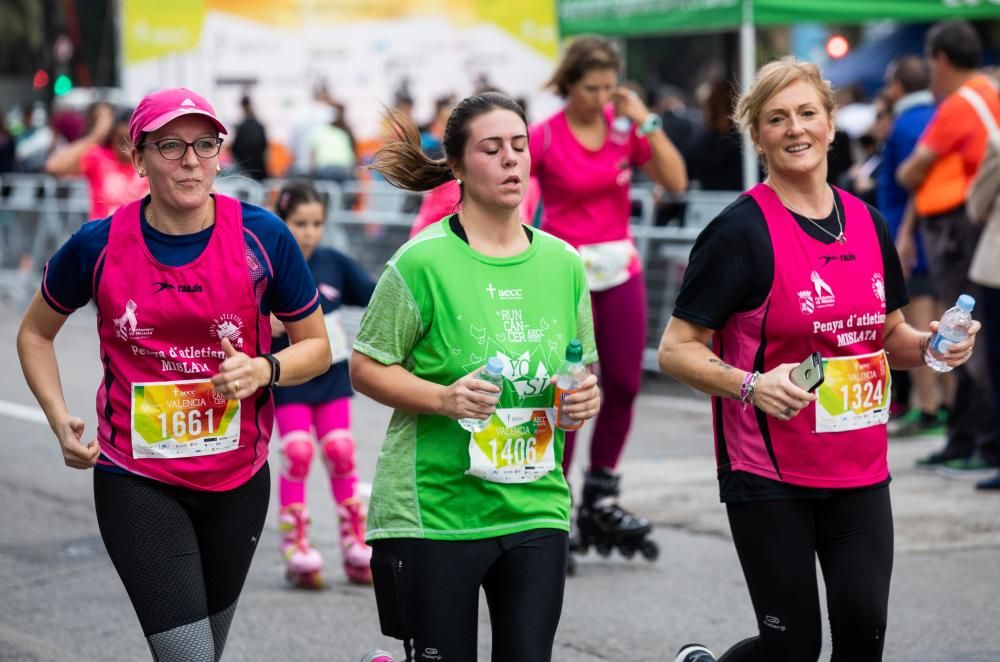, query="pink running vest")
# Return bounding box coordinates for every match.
[94,194,273,491]
[711,184,889,488]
